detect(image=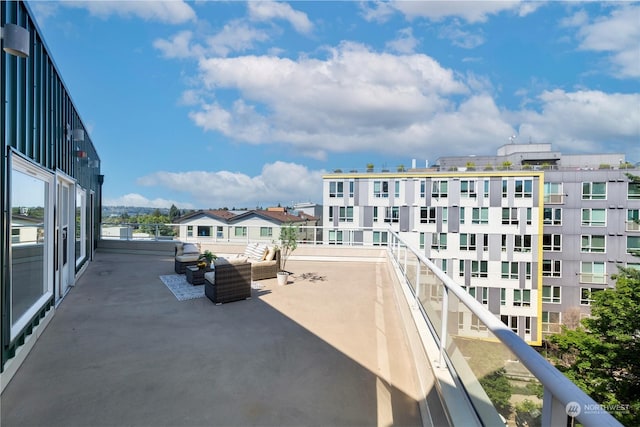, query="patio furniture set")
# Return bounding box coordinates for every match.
[174,242,280,304]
